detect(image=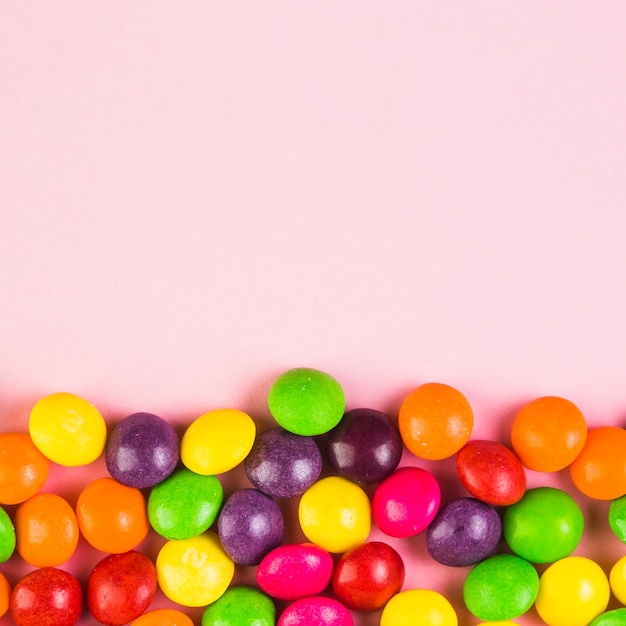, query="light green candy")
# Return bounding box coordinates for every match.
[202,586,275,626]
[591,609,626,626]
[0,506,15,562]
